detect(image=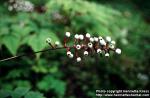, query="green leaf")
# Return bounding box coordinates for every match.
[27,29,60,52]
[25,91,45,98]
[0,90,11,98]
[2,35,20,55]
[13,80,31,88]
[11,25,33,37]
[6,69,21,79]
[37,75,66,96]
[11,87,30,98]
